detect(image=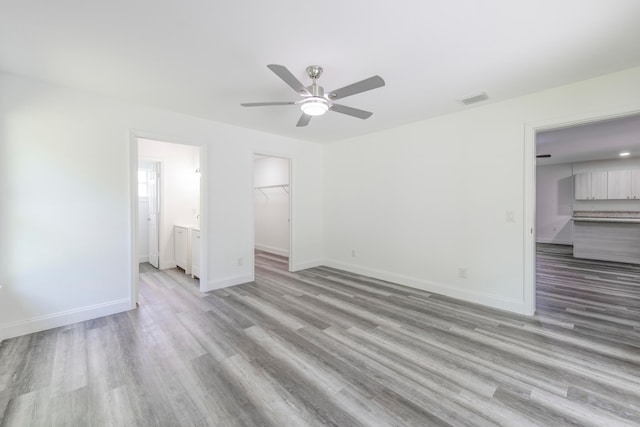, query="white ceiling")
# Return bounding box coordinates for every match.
[536,114,640,165]
[2,0,640,143]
